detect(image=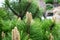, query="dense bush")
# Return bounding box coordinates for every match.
[52,23,60,40]
[0,0,60,40]
[30,19,53,40]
